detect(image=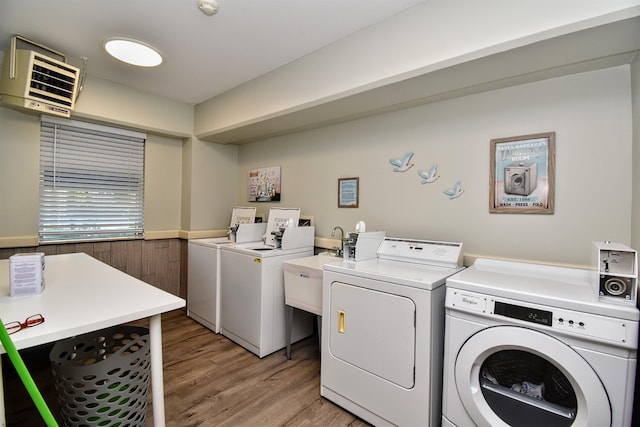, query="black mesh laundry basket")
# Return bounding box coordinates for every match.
[49,326,151,427]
